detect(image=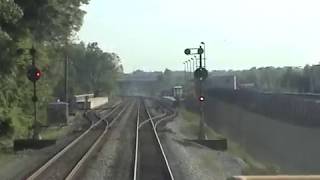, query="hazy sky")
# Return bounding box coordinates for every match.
[78,0,320,73]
